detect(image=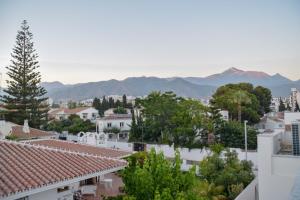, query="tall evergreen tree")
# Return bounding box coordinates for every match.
[122,94,127,108]
[1,20,48,128]
[286,102,292,111]
[278,98,286,112]
[295,102,300,112]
